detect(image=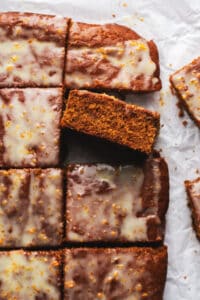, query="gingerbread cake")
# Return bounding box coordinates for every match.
[0,250,62,299]
[0,12,69,87]
[65,22,161,92]
[170,57,200,128]
[185,177,200,240]
[0,88,63,167]
[61,90,160,154]
[66,156,169,243]
[0,168,63,247]
[64,246,168,300]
